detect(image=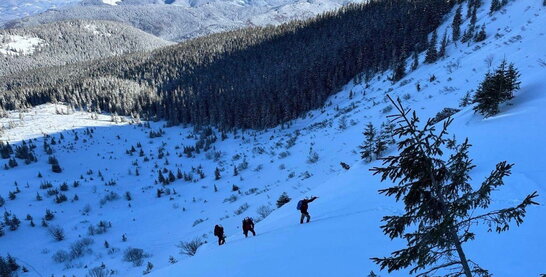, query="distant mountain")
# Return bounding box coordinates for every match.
[0,20,171,77]
[0,0,83,24]
[2,0,365,42]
